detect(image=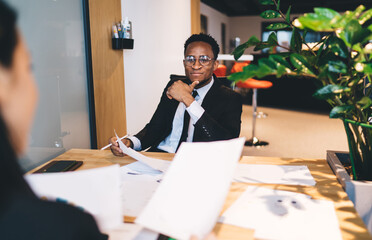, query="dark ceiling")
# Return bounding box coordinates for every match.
[201,0,371,16]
